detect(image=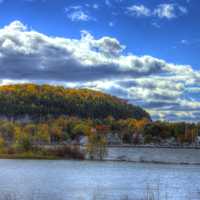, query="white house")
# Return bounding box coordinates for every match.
[107,133,122,145]
[197,136,200,145]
